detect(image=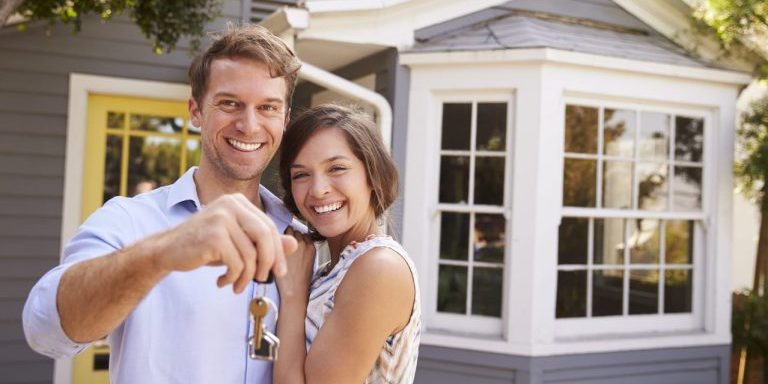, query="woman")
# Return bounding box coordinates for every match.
[274,104,421,383]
